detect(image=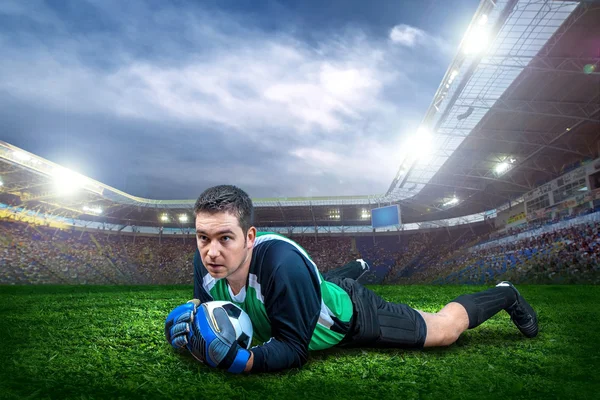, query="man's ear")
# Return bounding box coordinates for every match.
[247,227,257,249]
